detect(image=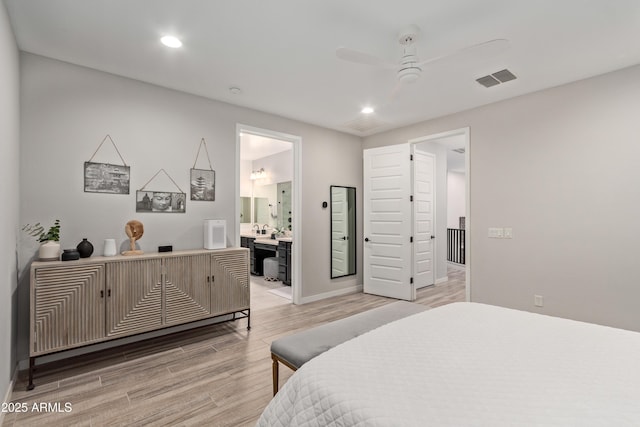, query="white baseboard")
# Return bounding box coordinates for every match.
[435,276,449,284]
[447,261,466,271]
[0,368,17,424]
[298,284,363,304]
